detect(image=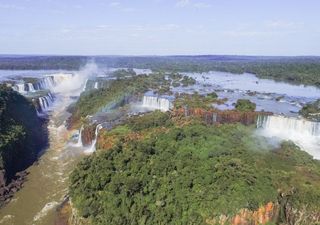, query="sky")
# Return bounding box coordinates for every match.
[0,0,320,56]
